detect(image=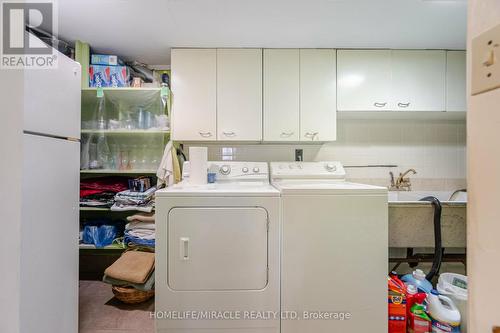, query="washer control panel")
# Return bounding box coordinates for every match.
[208,161,269,181]
[270,161,346,179]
